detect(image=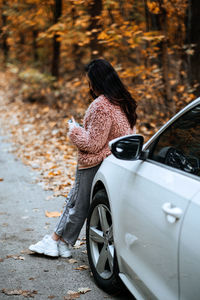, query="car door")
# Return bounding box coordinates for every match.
[179,190,200,300]
[116,104,200,300]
